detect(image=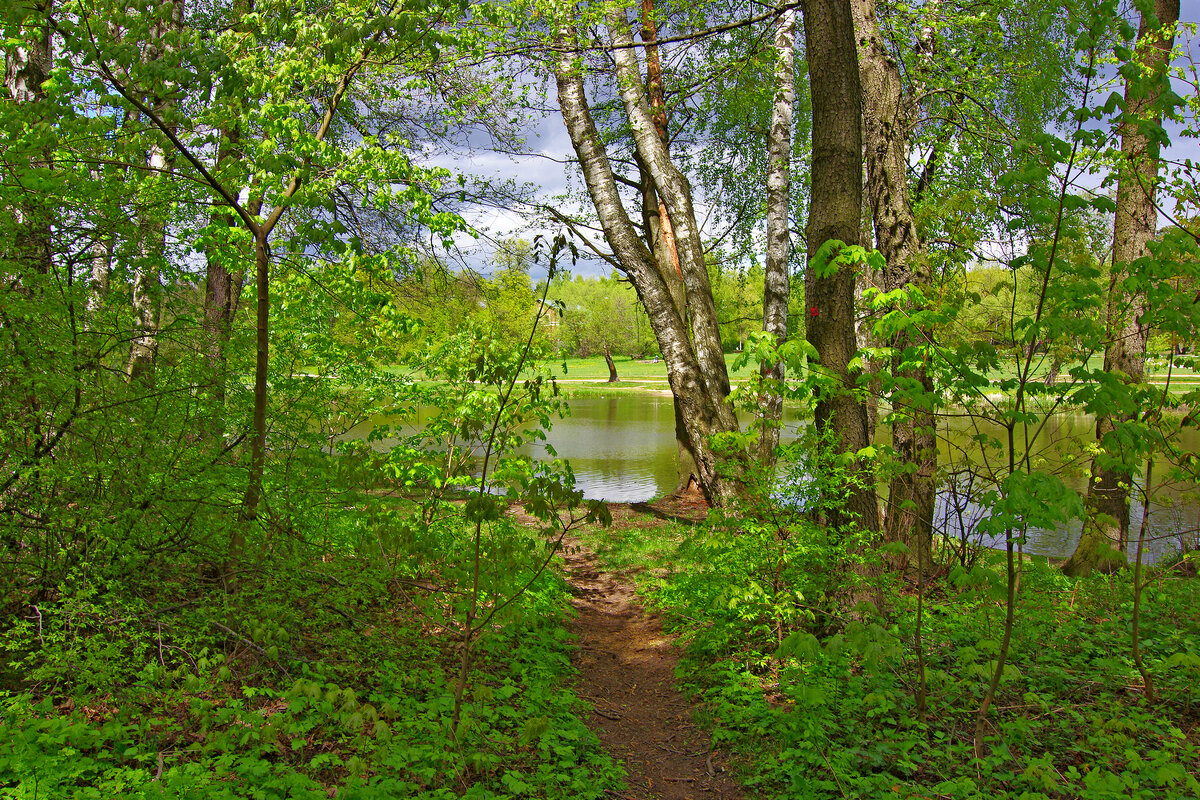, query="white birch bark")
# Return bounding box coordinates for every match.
[553,23,743,504]
[5,0,53,278]
[127,0,185,382]
[603,6,732,407]
[758,5,796,465]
